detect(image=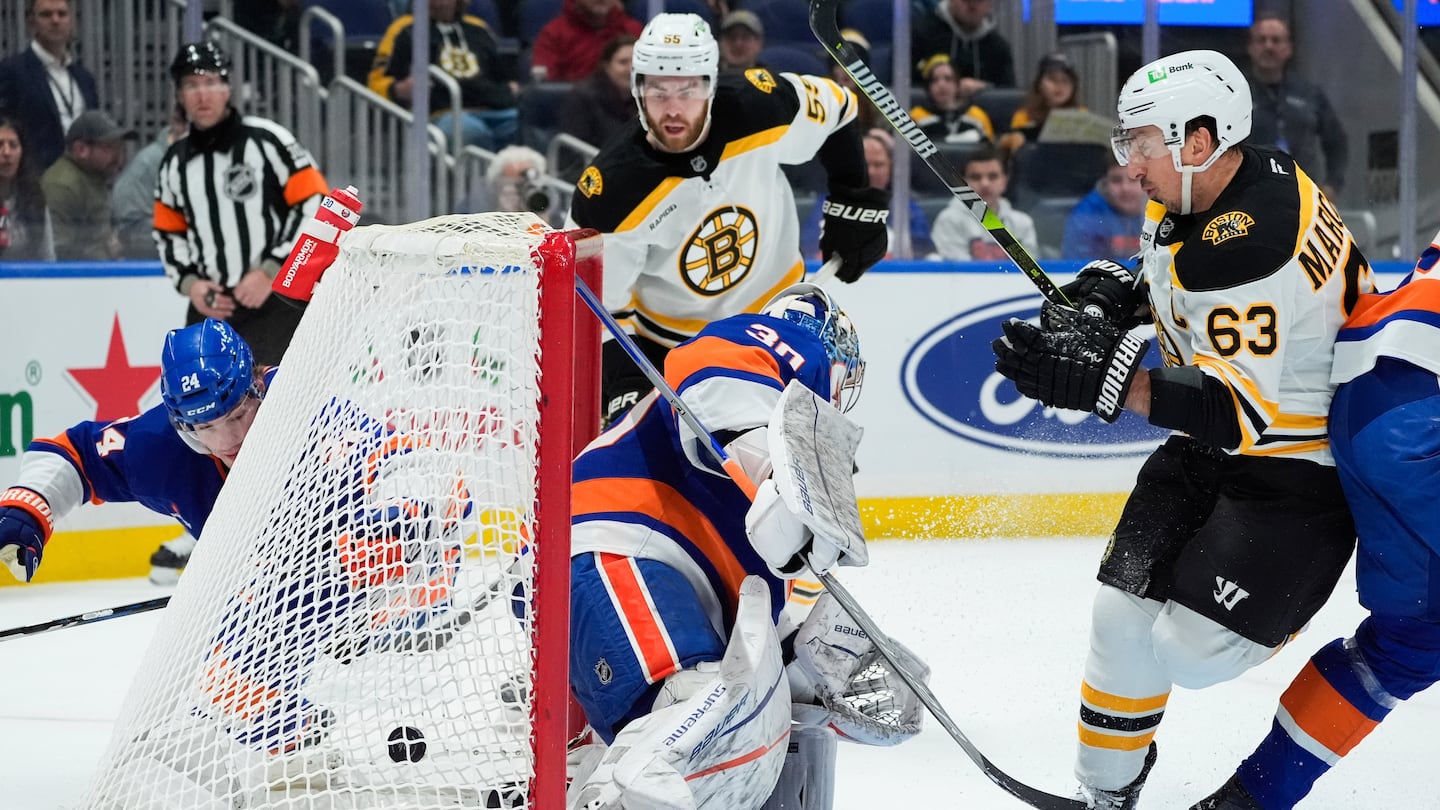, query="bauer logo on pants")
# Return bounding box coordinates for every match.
[900,295,1168,457]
